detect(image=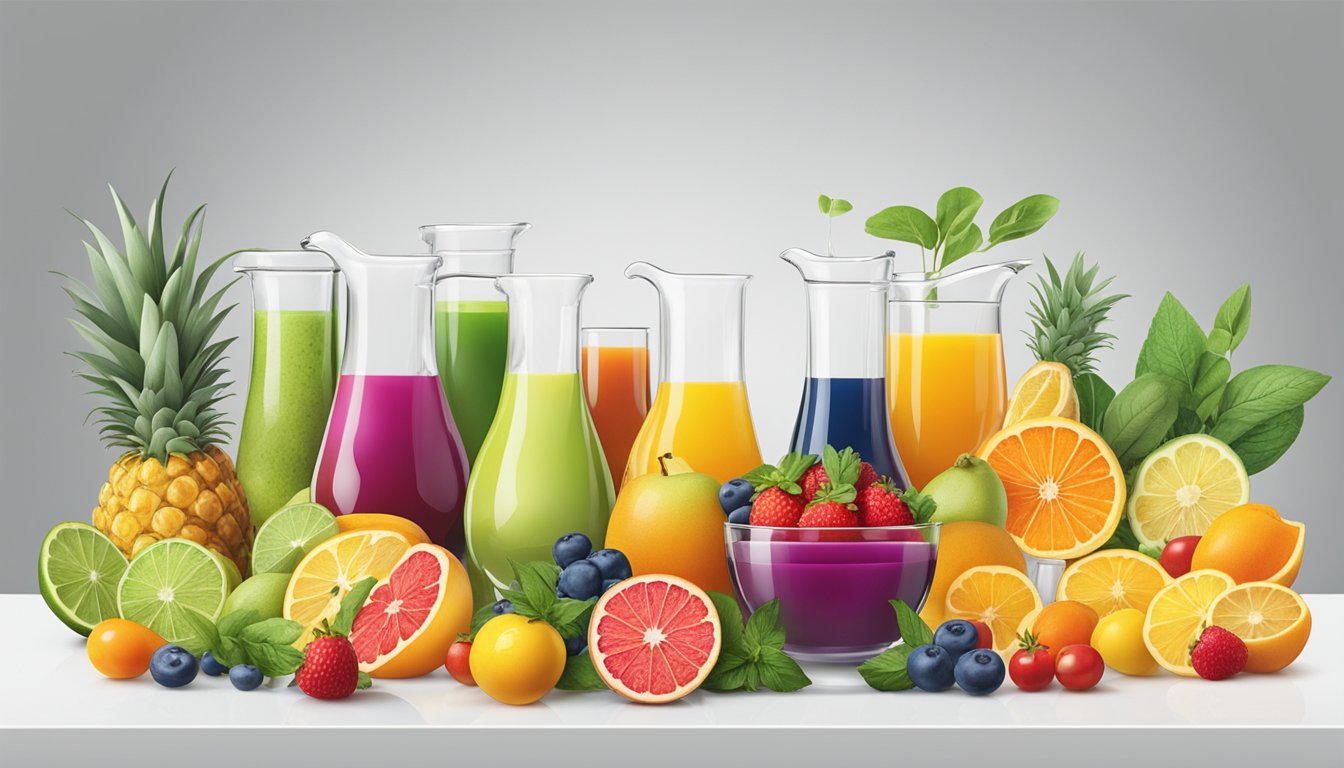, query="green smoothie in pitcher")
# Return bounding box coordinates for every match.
[435,300,509,464]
